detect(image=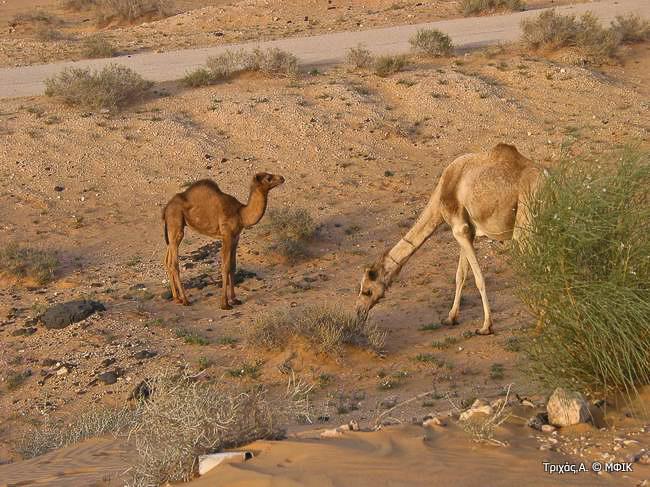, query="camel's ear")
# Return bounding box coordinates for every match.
[254,173,265,183]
